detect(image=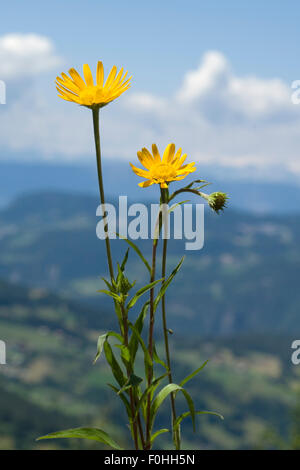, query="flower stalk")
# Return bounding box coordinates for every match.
[160,186,181,450]
[92,108,115,281]
[120,303,139,450]
[145,236,158,449]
